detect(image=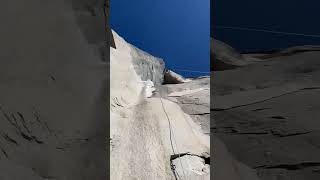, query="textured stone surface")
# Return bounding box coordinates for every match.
[163,77,210,134]
[0,0,108,179]
[163,77,211,179]
[130,45,165,85]
[212,40,320,180]
[110,30,210,180]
